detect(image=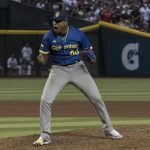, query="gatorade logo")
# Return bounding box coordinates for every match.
[121,43,139,71]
